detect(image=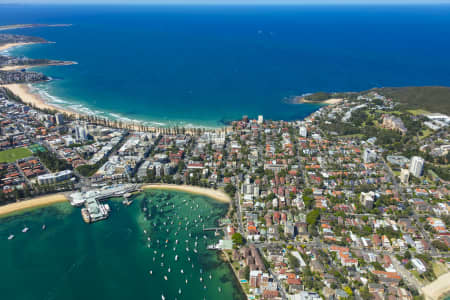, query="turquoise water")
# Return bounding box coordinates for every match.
[0,190,243,300]
[2,5,450,127]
